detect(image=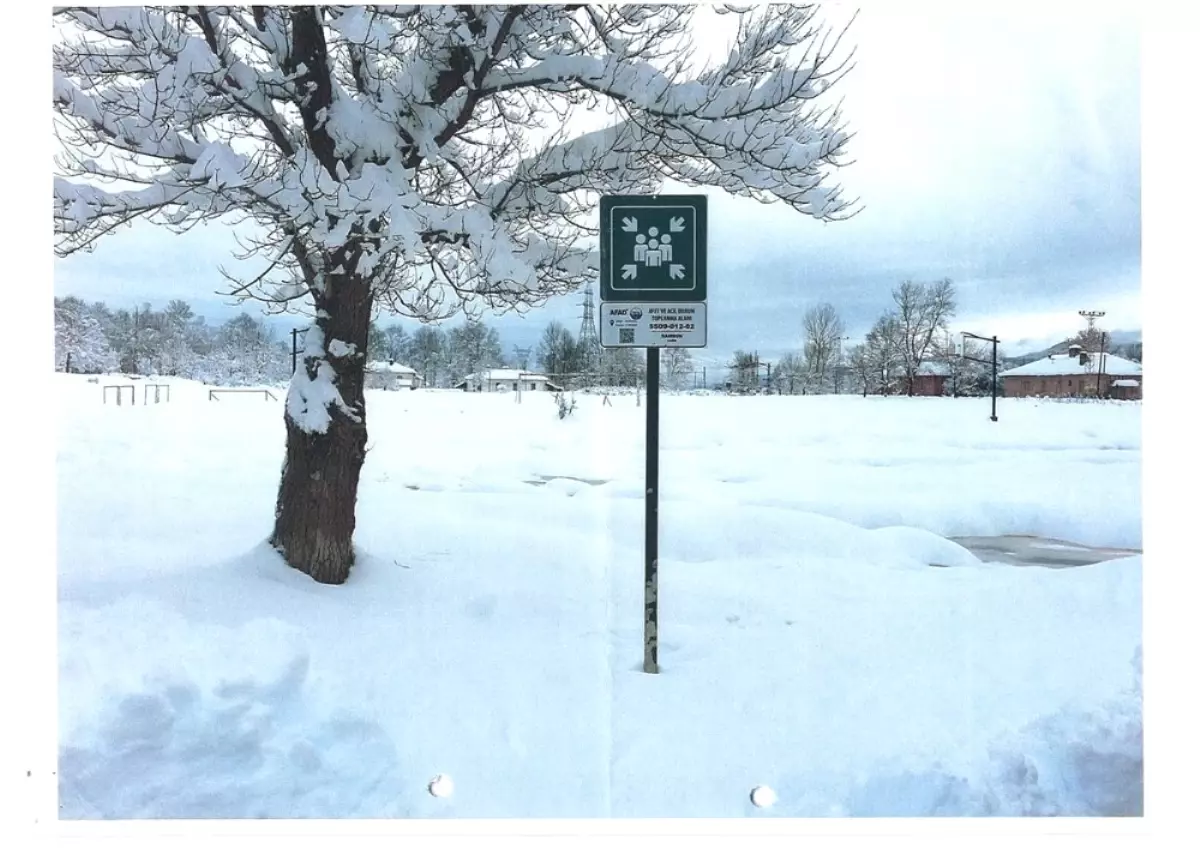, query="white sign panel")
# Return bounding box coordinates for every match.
[600,302,708,348]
